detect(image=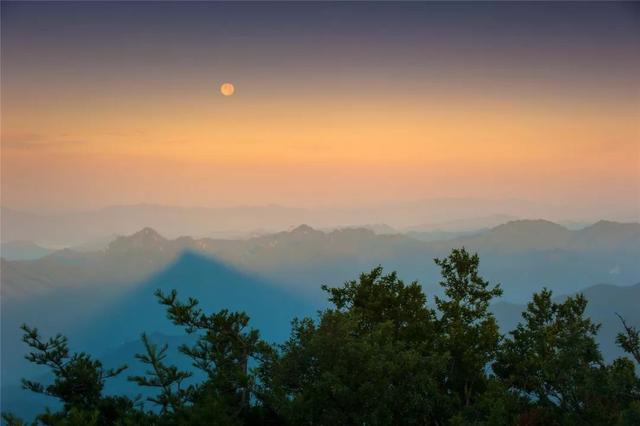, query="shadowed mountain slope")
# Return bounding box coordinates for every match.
[2,251,315,419]
[2,251,315,386]
[81,250,316,350]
